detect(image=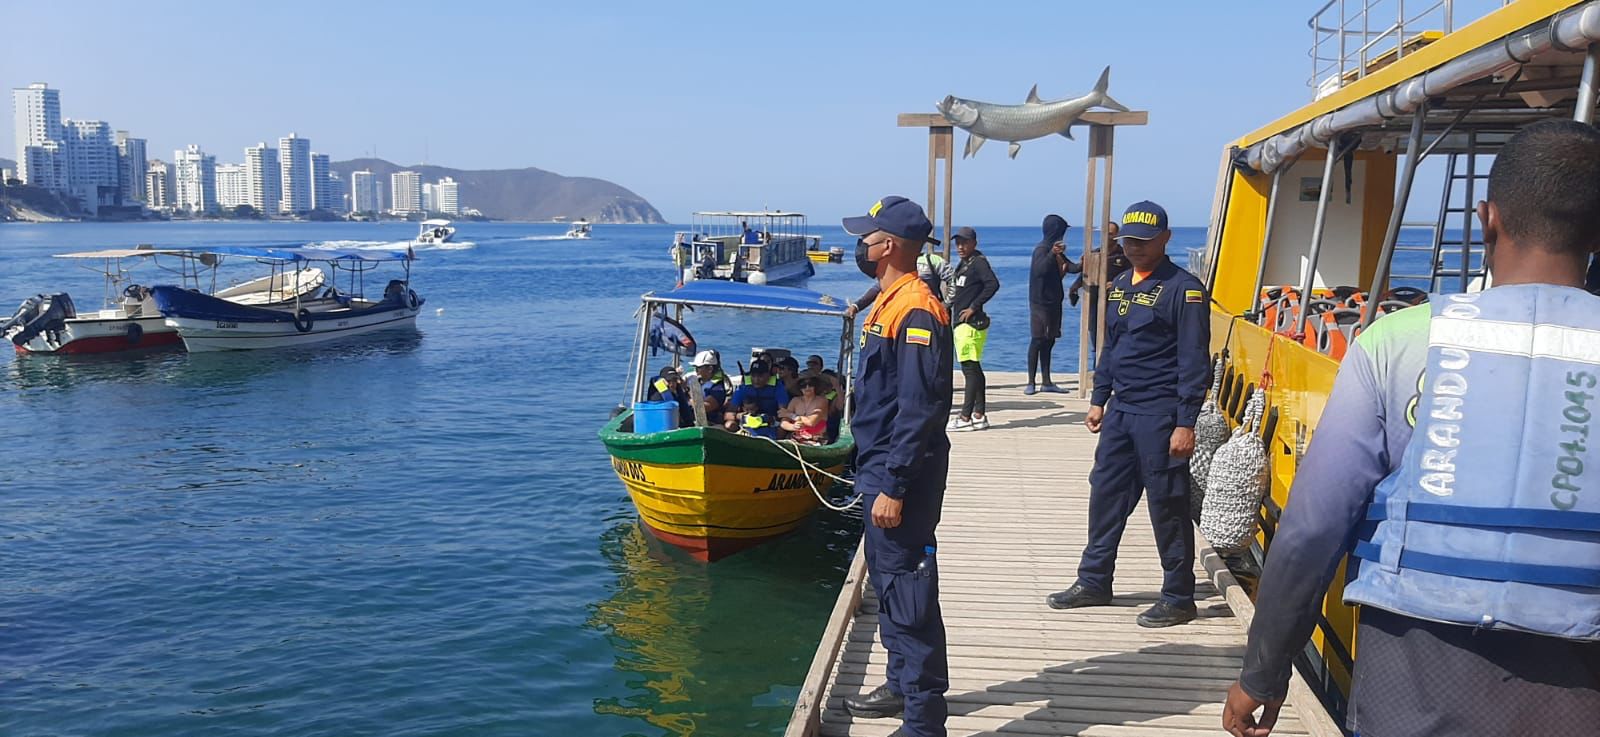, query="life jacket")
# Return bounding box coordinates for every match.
[741,412,776,438]
[1344,286,1600,640]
